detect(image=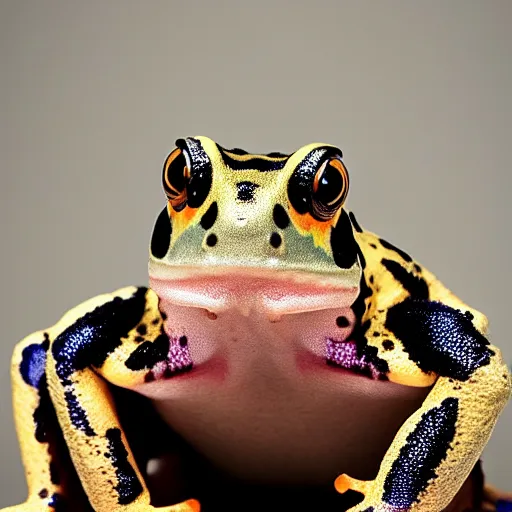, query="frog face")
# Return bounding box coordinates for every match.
[149,136,361,315]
